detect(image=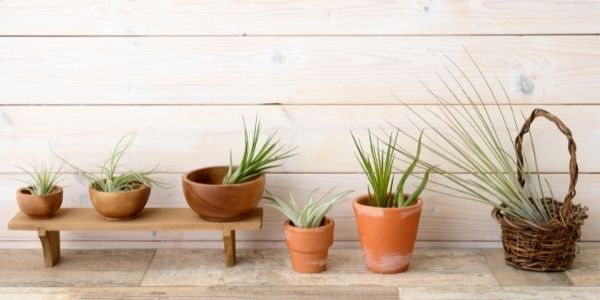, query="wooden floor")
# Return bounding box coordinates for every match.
[0,248,598,299]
